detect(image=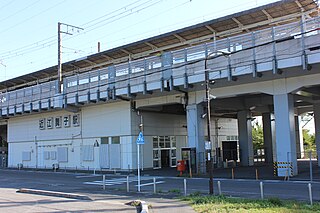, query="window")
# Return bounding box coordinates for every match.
[159,136,165,148]
[101,137,109,144]
[153,137,158,148]
[111,136,120,144]
[50,151,57,160]
[171,136,176,148]
[165,136,170,148]
[44,151,50,160]
[153,150,159,159]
